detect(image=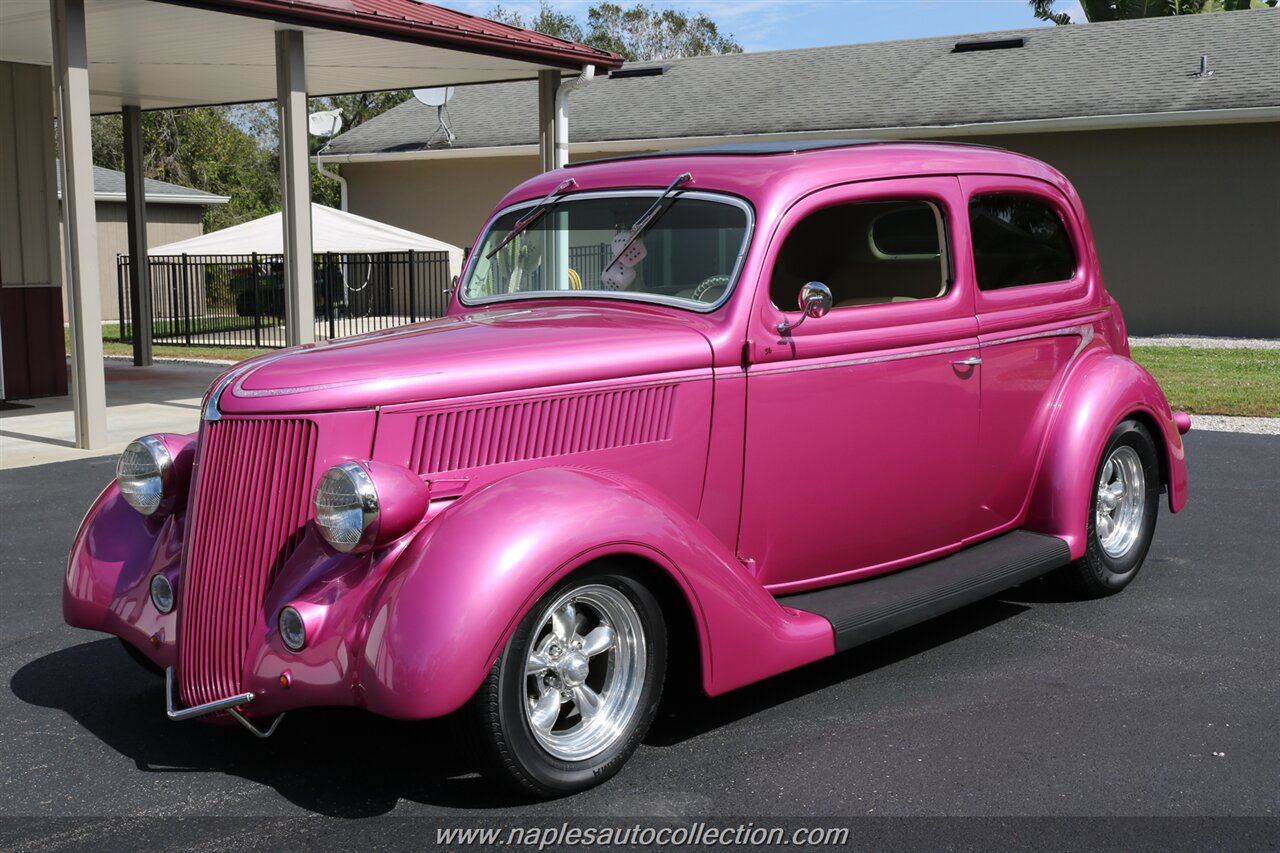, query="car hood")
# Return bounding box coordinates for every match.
[216,304,714,415]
